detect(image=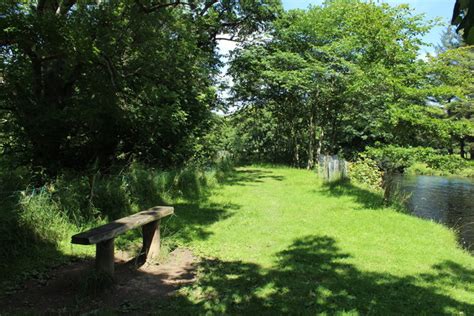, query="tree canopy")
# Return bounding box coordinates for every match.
[0,0,282,173]
[452,0,474,44]
[228,1,474,167]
